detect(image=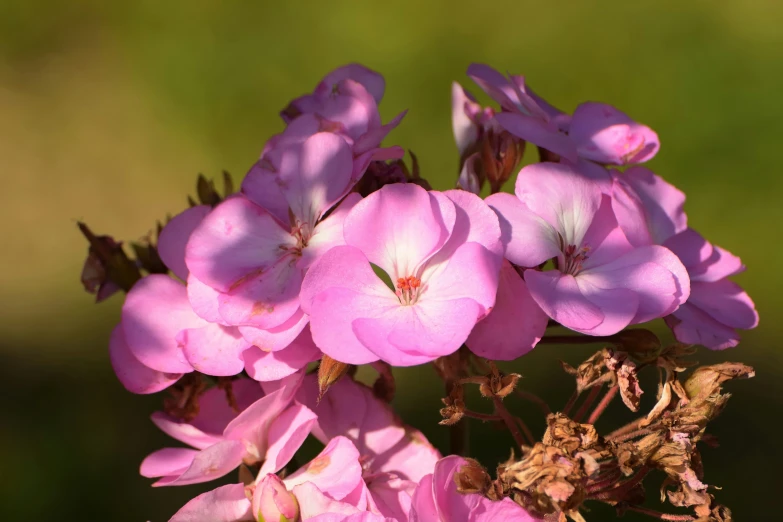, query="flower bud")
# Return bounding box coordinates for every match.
[317,355,353,402]
[253,474,299,522]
